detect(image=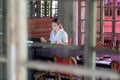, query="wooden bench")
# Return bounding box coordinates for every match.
[96,41,114,50]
